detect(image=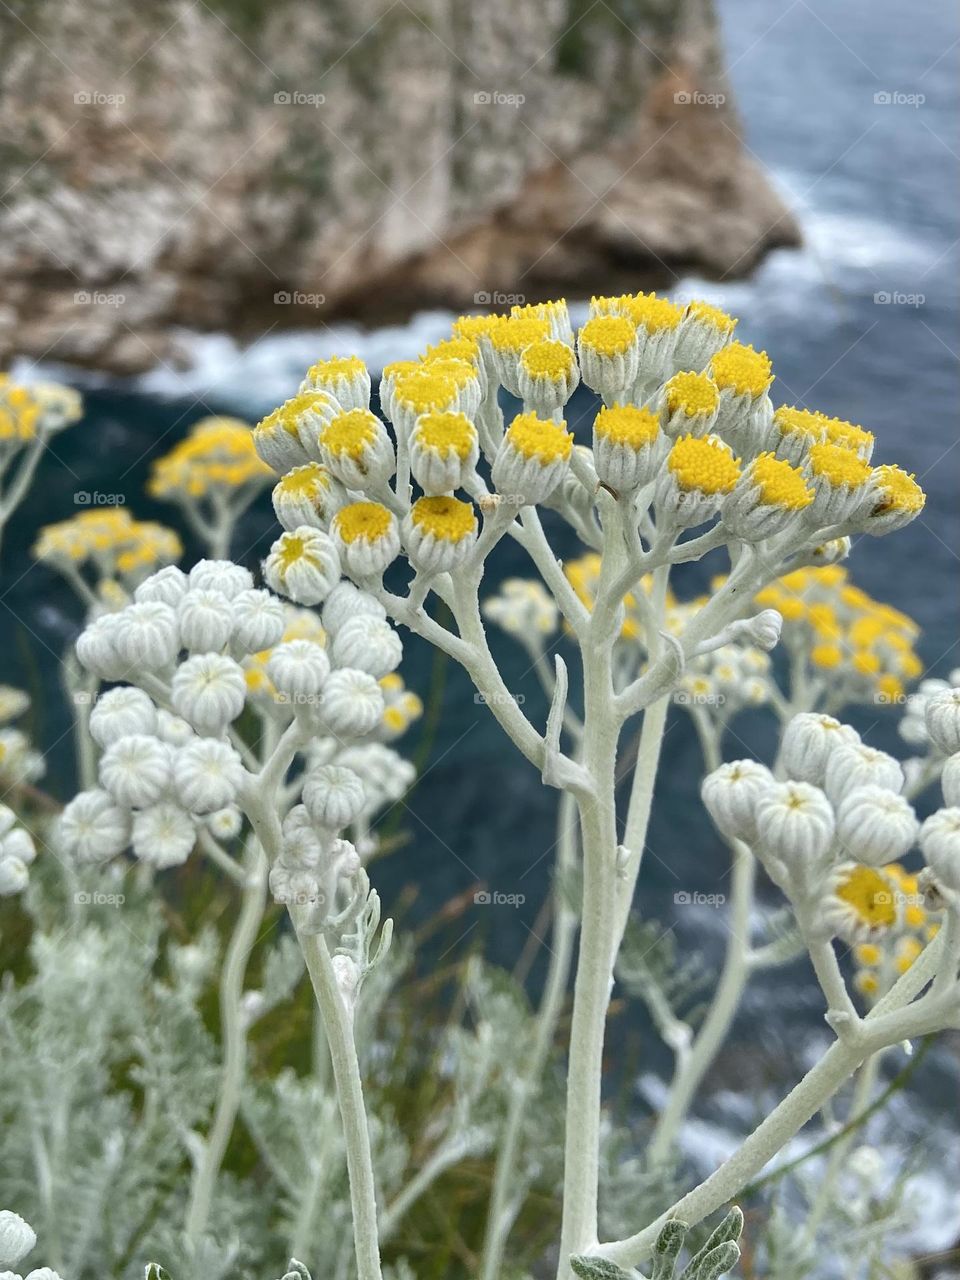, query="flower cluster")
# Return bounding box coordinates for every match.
[0,1209,63,1280]
[148,416,274,556]
[0,806,36,898]
[0,377,81,452]
[58,562,416,880]
[755,565,923,707]
[33,510,182,599]
[702,690,960,958]
[0,686,44,789]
